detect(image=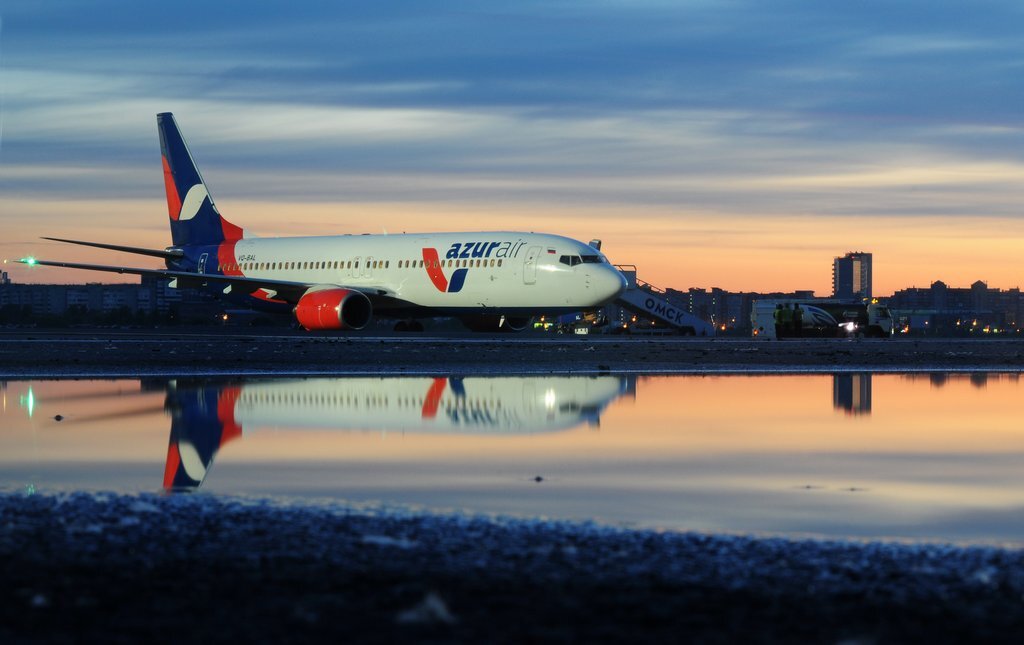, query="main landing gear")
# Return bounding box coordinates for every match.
[393,320,425,332]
